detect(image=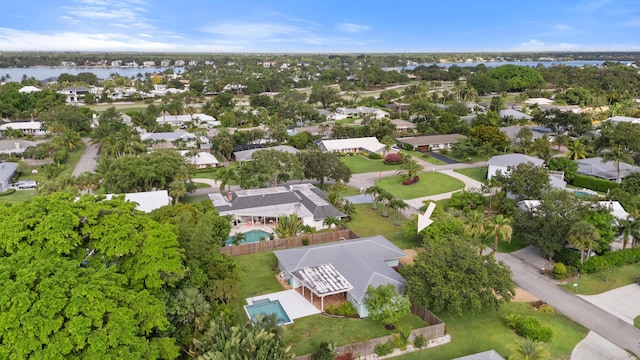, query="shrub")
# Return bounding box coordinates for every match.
[548,157,578,182]
[384,153,404,165]
[539,304,555,314]
[439,149,449,155]
[581,247,640,273]
[449,189,485,211]
[325,302,358,318]
[571,174,619,193]
[312,342,335,360]
[374,341,395,357]
[401,176,420,185]
[334,353,355,360]
[565,265,579,278]
[53,149,68,164]
[412,334,426,349]
[367,153,382,160]
[553,248,582,269]
[512,316,554,342]
[301,237,310,246]
[552,263,567,279]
